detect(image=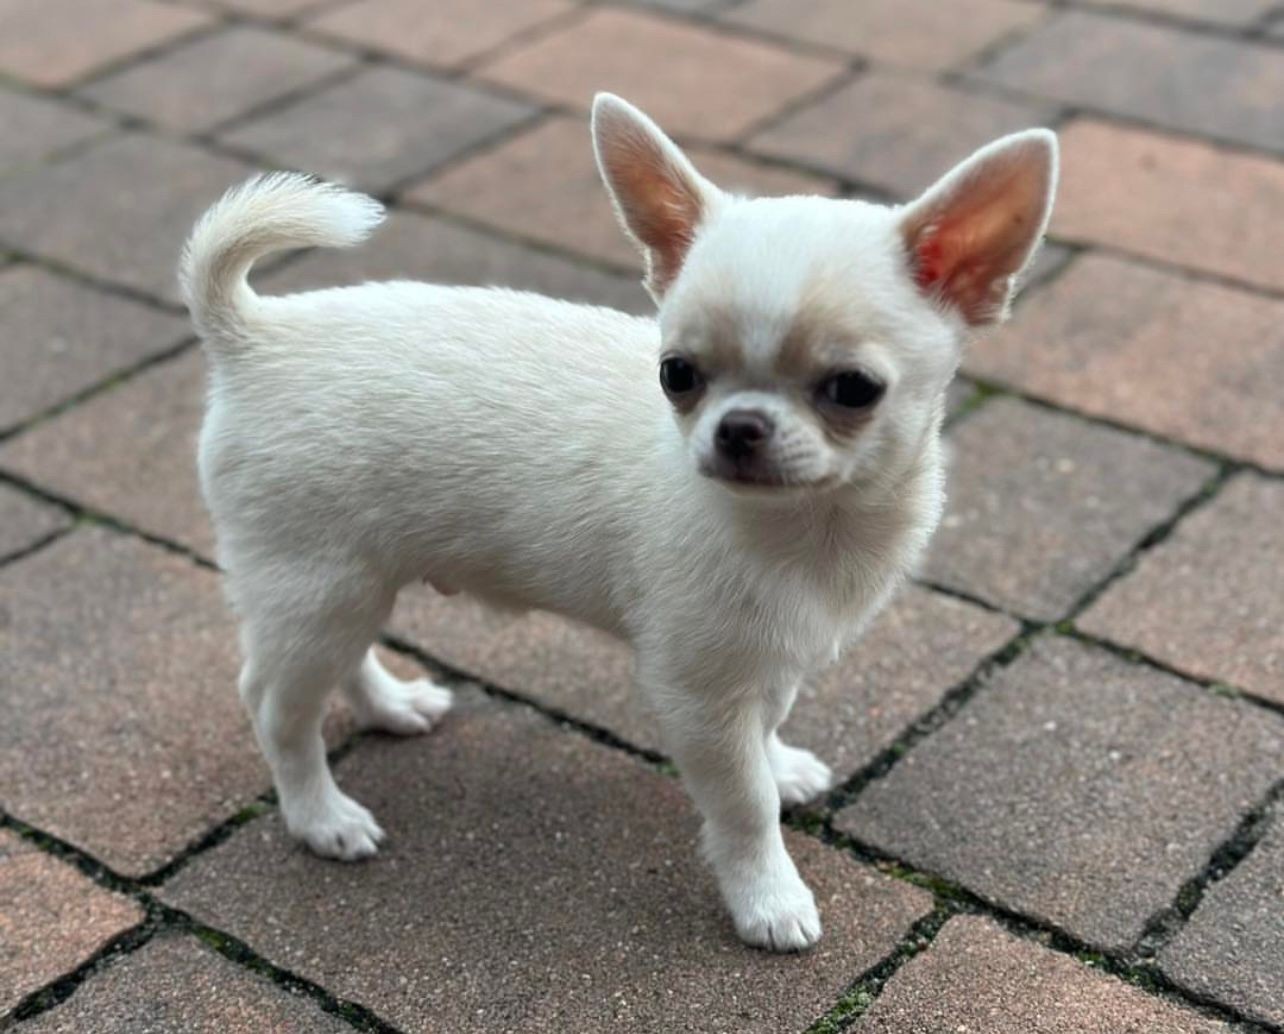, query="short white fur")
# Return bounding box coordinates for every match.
[182,94,1056,952]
